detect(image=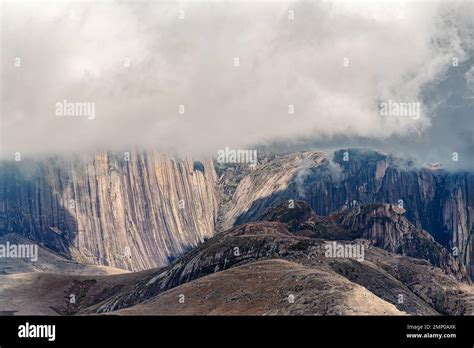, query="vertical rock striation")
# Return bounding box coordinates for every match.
[1,147,471,277]
[0,150,218,271]
[221,149,473,279]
